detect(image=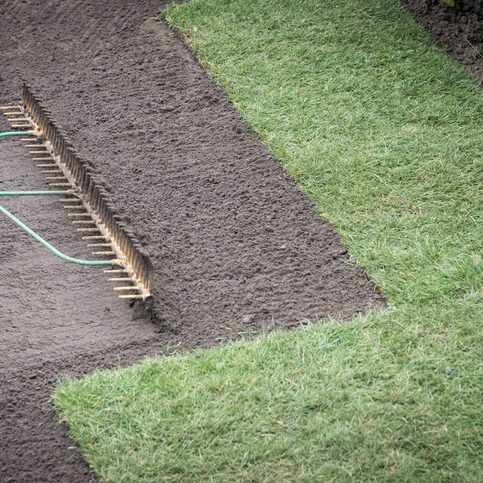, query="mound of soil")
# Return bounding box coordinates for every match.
[405,0,483,84]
